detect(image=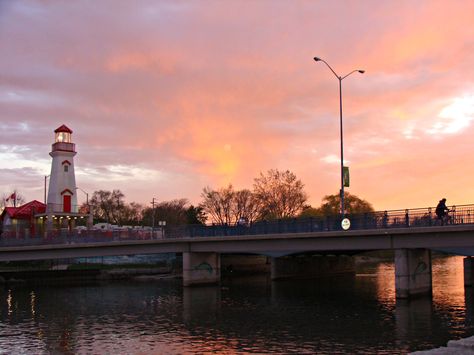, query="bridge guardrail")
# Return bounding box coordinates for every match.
[166,204,474,238]
[1,204,474,247]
